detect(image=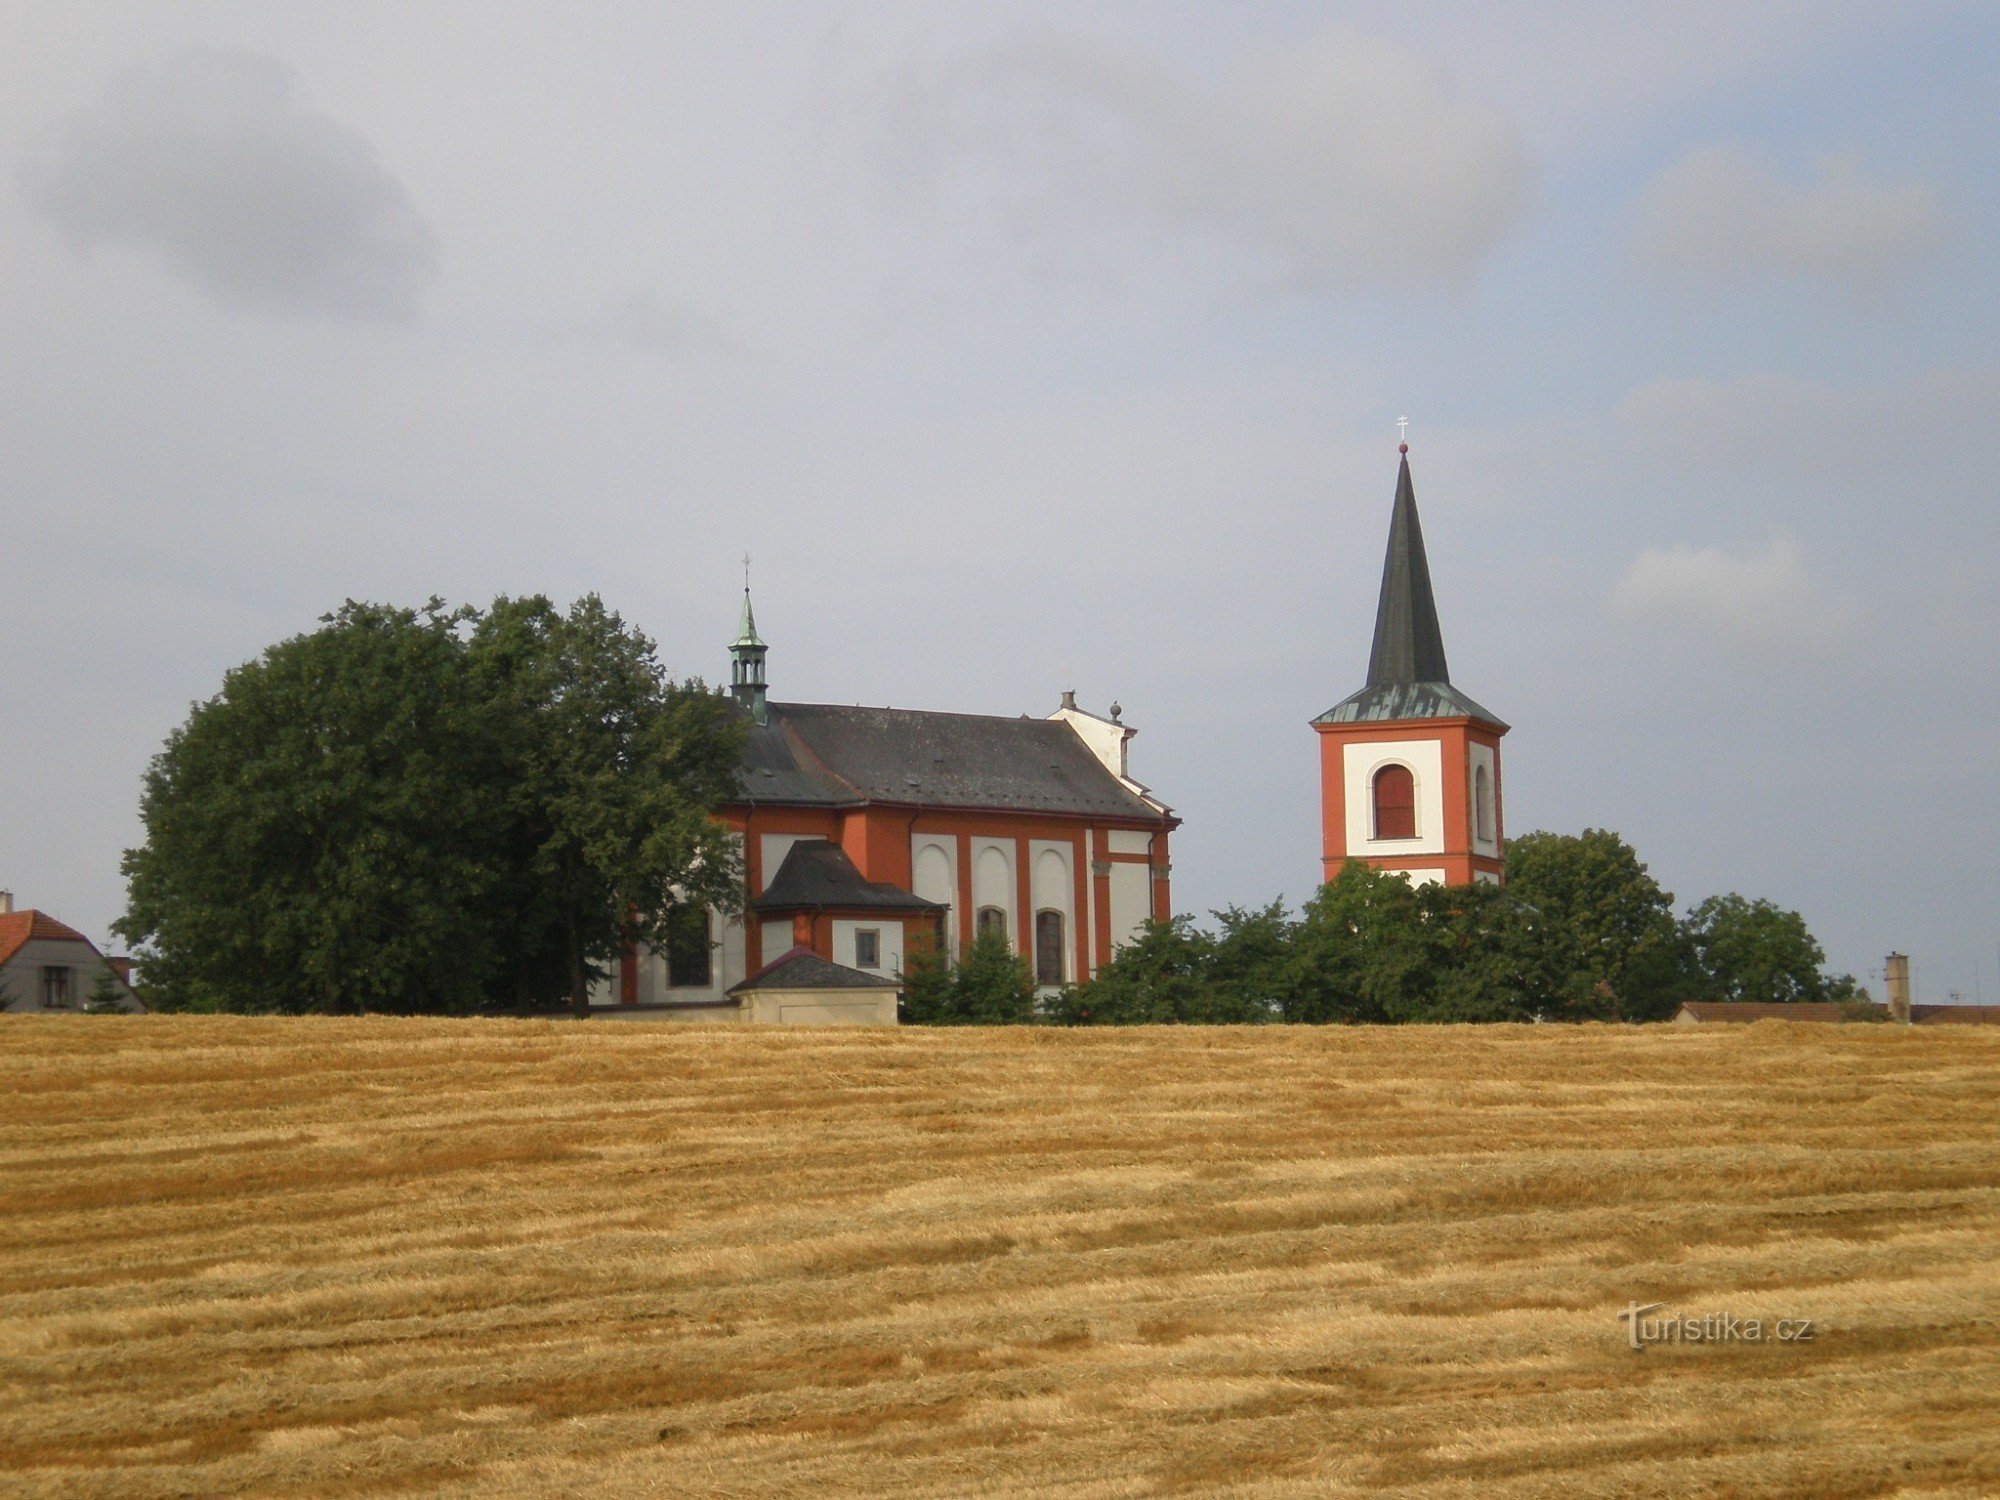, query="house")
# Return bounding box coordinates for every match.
[586,594,1179,1017]
[1314,442,1508,889]
[0,893,144,1013]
